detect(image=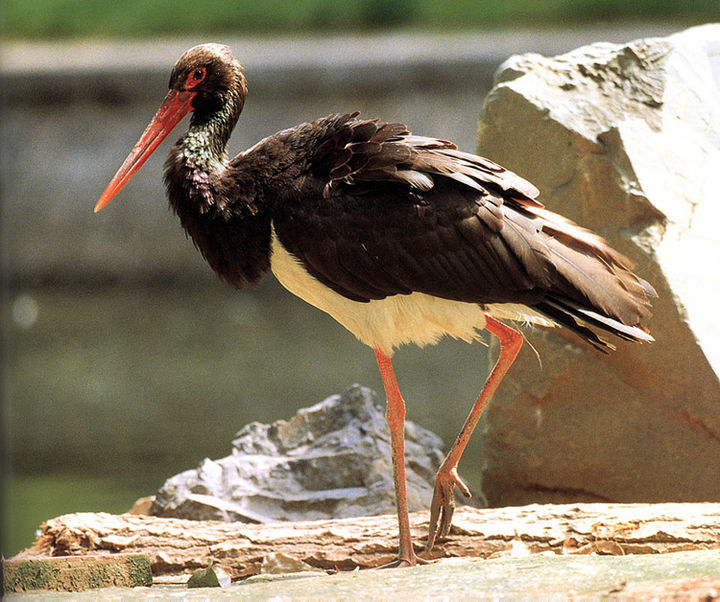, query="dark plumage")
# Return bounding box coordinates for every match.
[166,105,653,351]
[96,43,655,566]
